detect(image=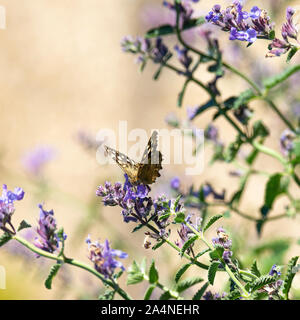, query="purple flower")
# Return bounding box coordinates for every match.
[86,236,128,278]
[212,227,232,262]
[280,129,296,156]
[202,183,225,200]
[249,6,261,20]
[229,27,257,43]
[186,106,198,121]
[269,264,281,277]
[152,38,169,63]
[22,146,56,176]
[0,184,25,233]
[282,7,298,40]
[203,291,226,300]
[174,45,192,70]
[206,2,273,43]
[34,204,66,255]
[170,177,181,190]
